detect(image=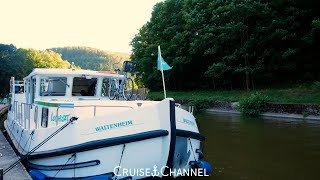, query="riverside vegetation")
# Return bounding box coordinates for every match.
[130,0,320,116]
[147,82,320,115]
